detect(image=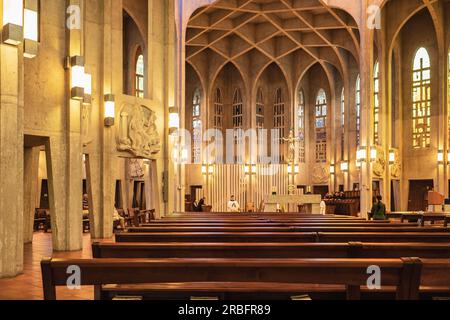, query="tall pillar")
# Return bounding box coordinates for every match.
[359,10,375,219]
[23,147,40,244]
[0,31,24,277]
